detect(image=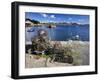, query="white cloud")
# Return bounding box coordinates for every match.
[41,14,56,19]
[50,15,56,18]
[41,13,48,18]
